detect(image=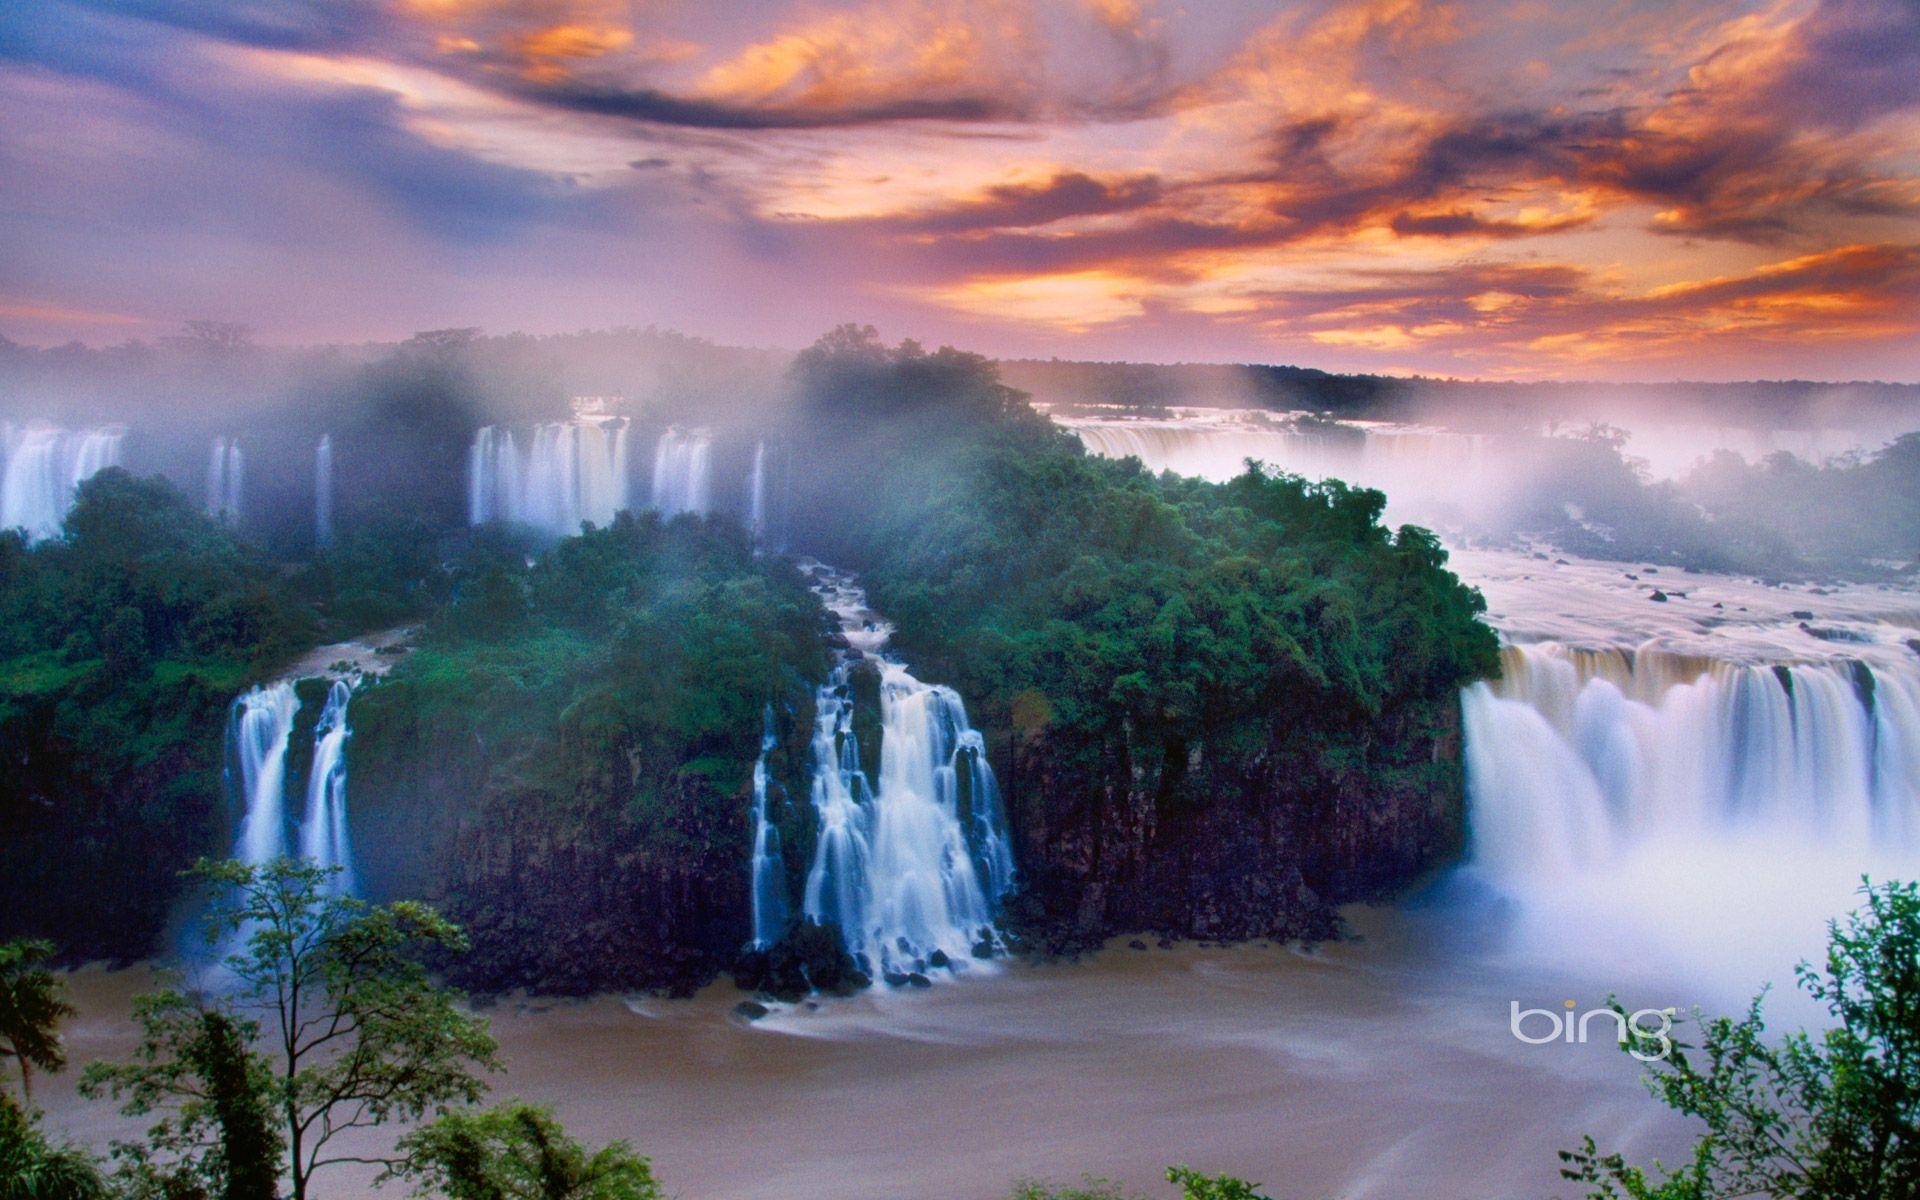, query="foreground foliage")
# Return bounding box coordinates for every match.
[1013,1165,1276,1200]
[394,1103,661,1200]
[1564,879,1920,1199]
[0,939,74,1103]
[82,859,500,1200]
